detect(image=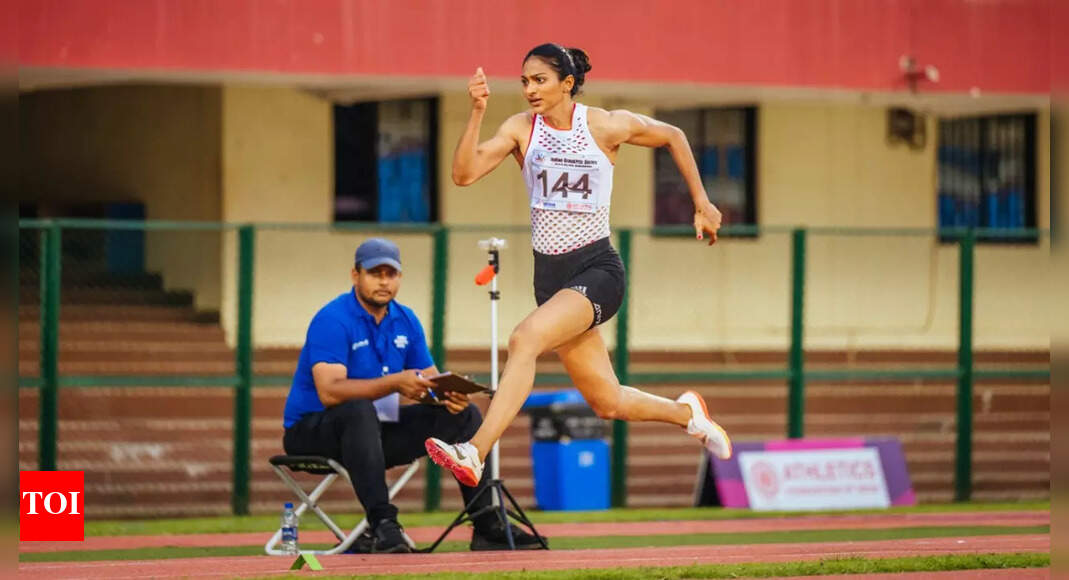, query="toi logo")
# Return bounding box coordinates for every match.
[20,471,85,541]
